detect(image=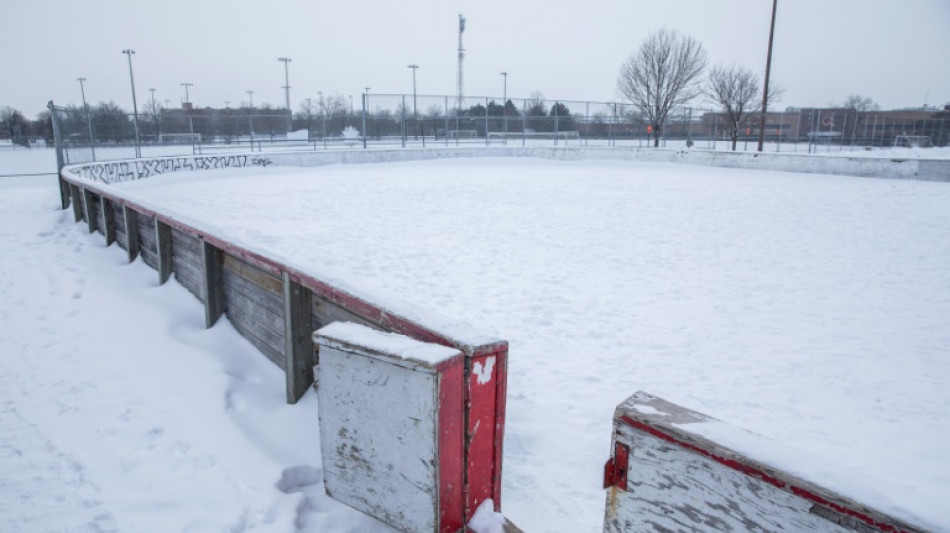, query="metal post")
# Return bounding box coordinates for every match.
[444,96,449,146]
[777,111,784,152]
[500,71,508,144]
[47,101,69,209]
[402,95,407,148]
[362,89,368,149]
[485,97,489,146]
[408,64,419,141]
[554,101,559,147]
[78,77,96,161]
[122,49,141,158]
